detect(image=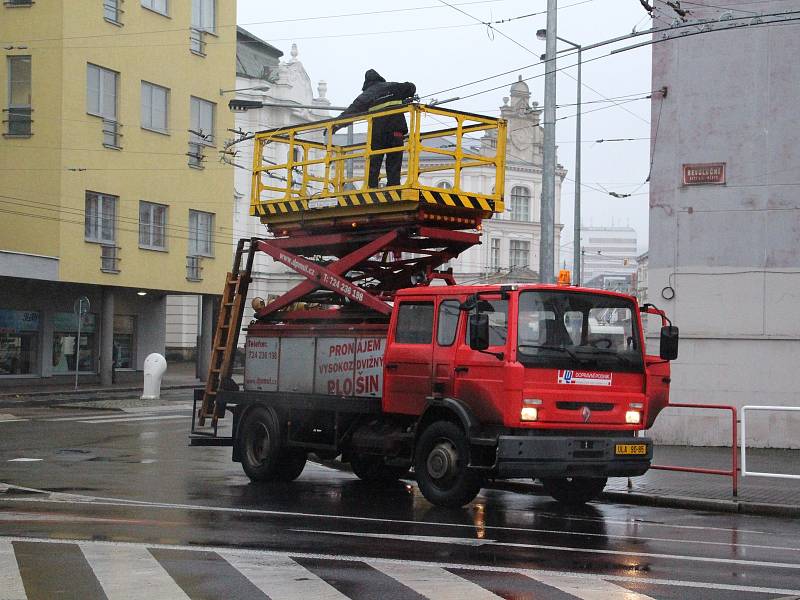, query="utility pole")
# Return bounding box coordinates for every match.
[572,43,582,286]
[539,0,557,284]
